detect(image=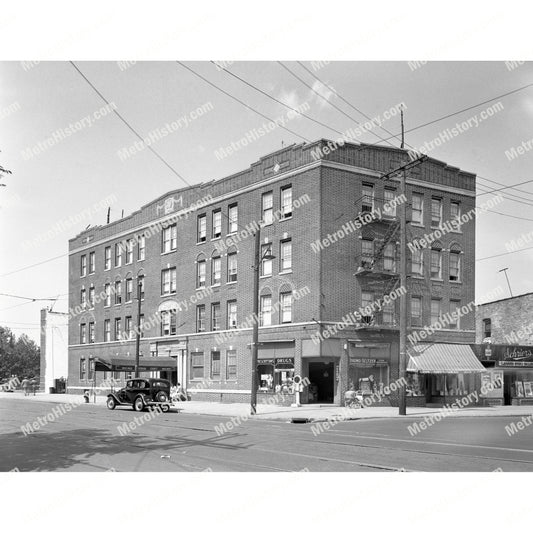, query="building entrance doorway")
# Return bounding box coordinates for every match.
[503,373,513,405]
[308,362,335,403]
